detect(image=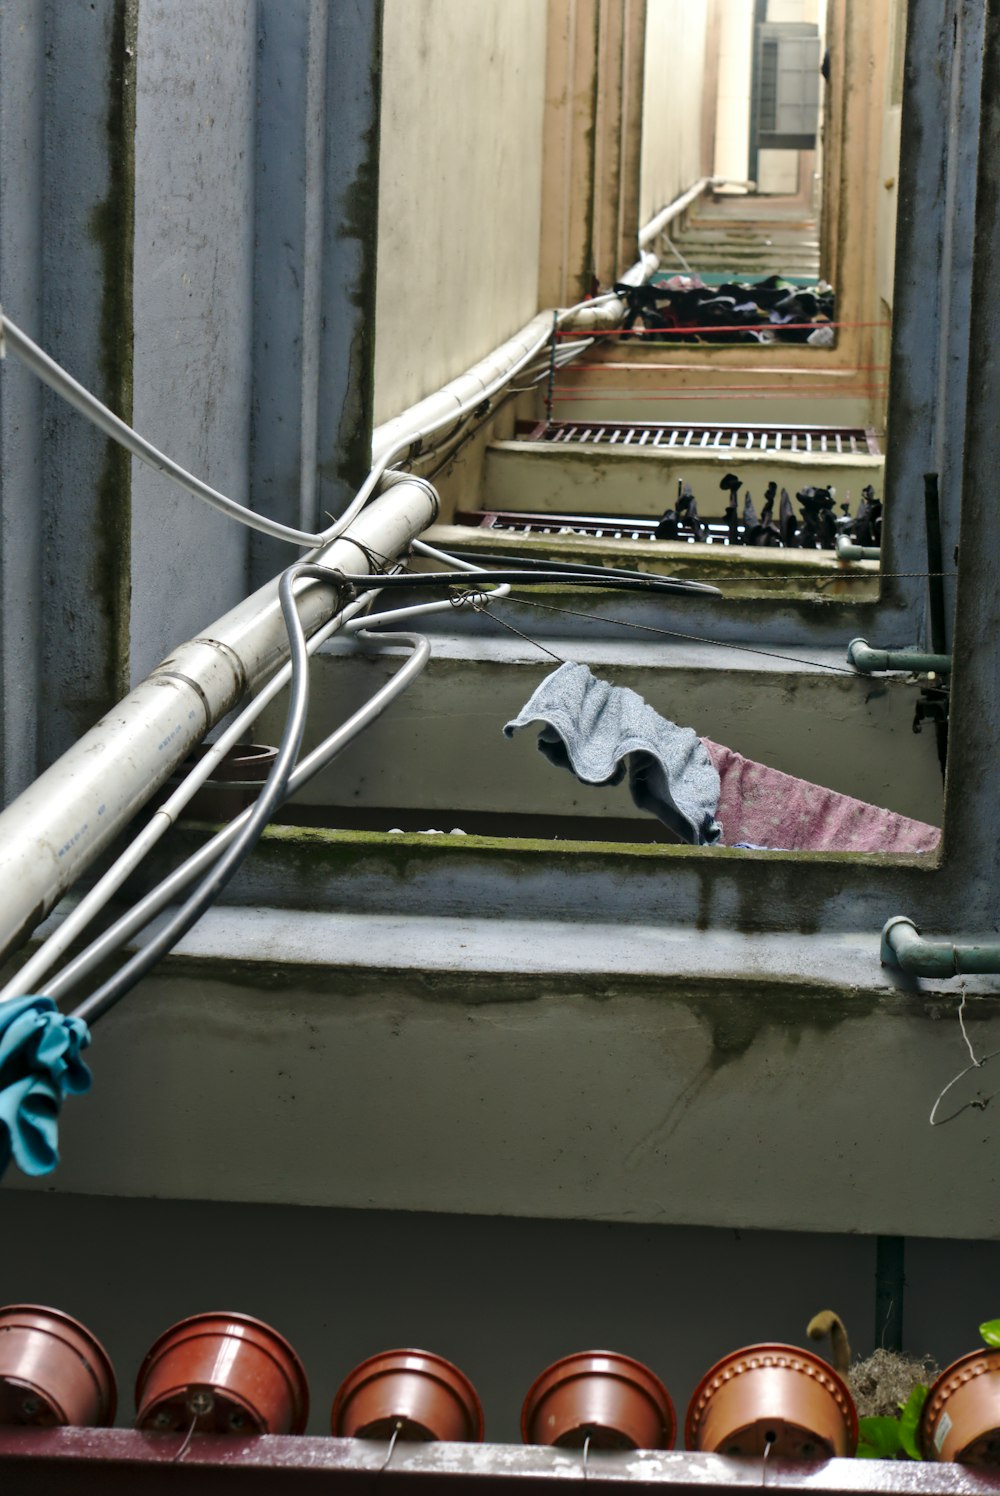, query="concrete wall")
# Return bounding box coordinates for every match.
[713,0,754,184]
[128,0,255,684]
[638,0,709,224]
[373,0,546,426]
[0,1190,993,1440]
[0,0,383,773]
